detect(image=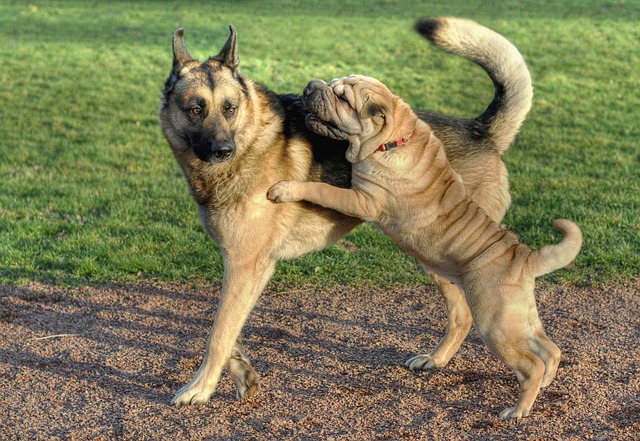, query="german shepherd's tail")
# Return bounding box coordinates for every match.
[528,219,583,278]
[415,17,533,155]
